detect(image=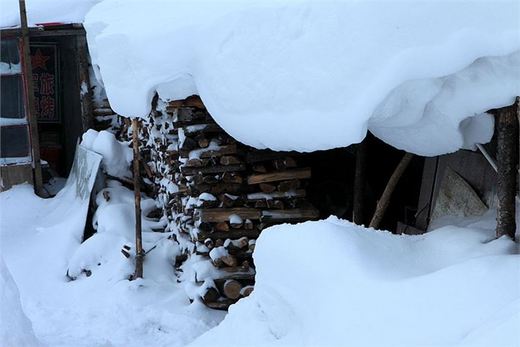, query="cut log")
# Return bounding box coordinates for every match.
[261,208,320,222]
[247,168,311,185]
[205,299,236,310]
[259,183,276,193]
[198,208,261,223]
[168,95,206,110]
[181,164,246,176]
[252,164,268,173]
[220,155,242,166]
[199,144,238,159]
[197,229,261,241]
[247,189,306,201]
[215,222,230,232]
[241,286,254,297]
[278,180,301,192]
[223,280,242,300]
[202,287,219,303]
